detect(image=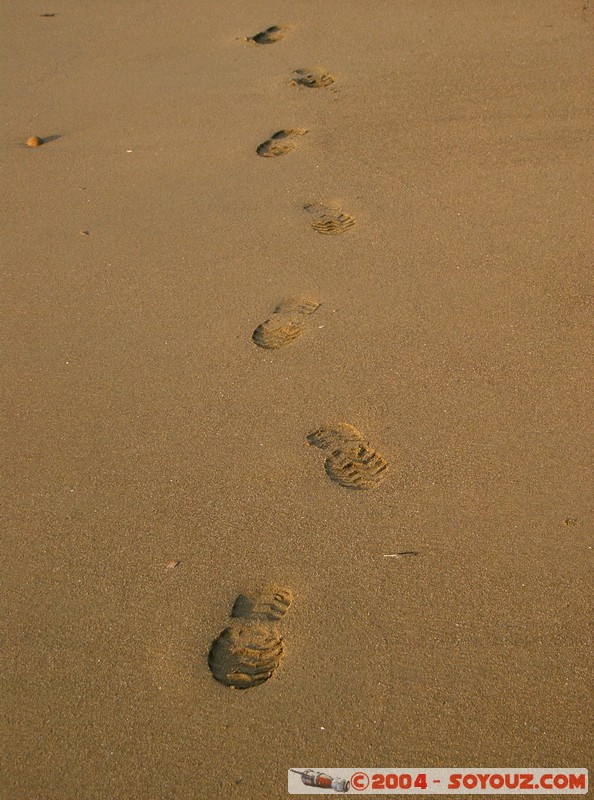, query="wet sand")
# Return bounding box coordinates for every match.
[2,1,593,798]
